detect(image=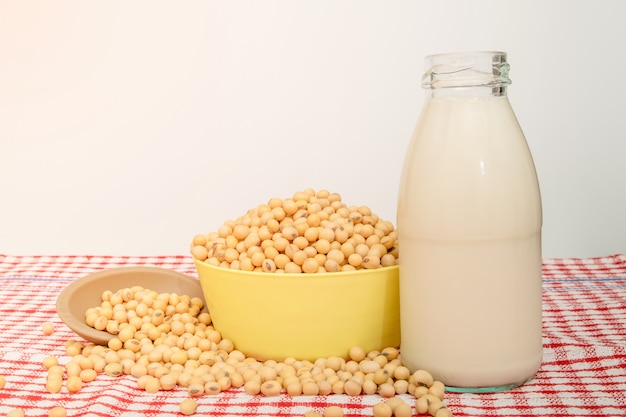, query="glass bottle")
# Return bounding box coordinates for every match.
[396,51,543,392]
